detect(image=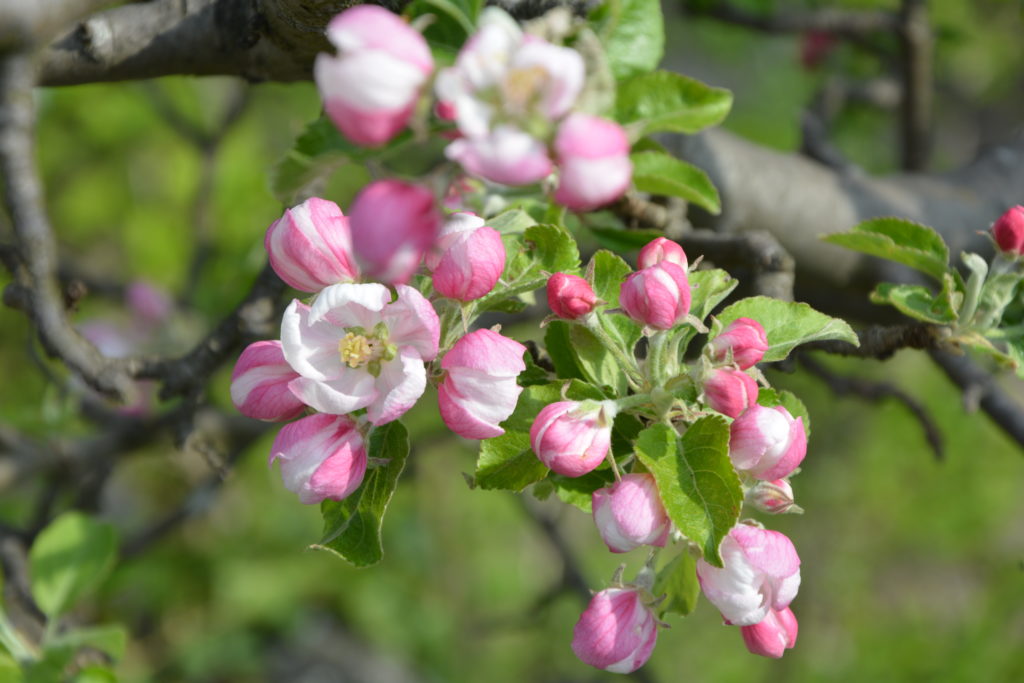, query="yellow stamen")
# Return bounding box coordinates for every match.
[339,333,373,368]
